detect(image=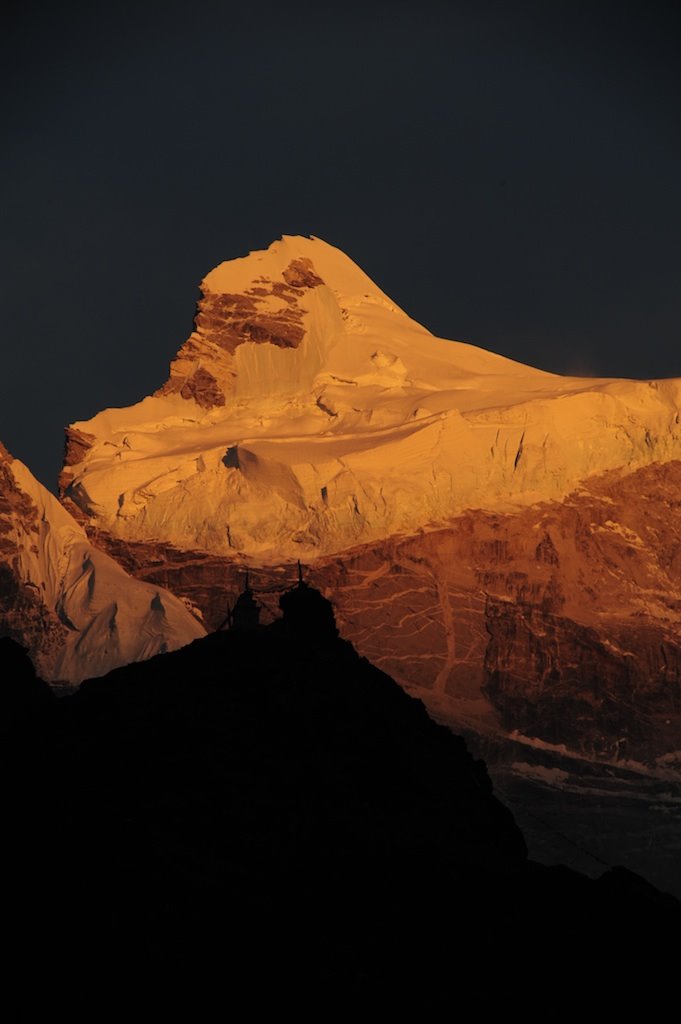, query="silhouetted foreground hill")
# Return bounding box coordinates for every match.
[2,585,678,1000]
